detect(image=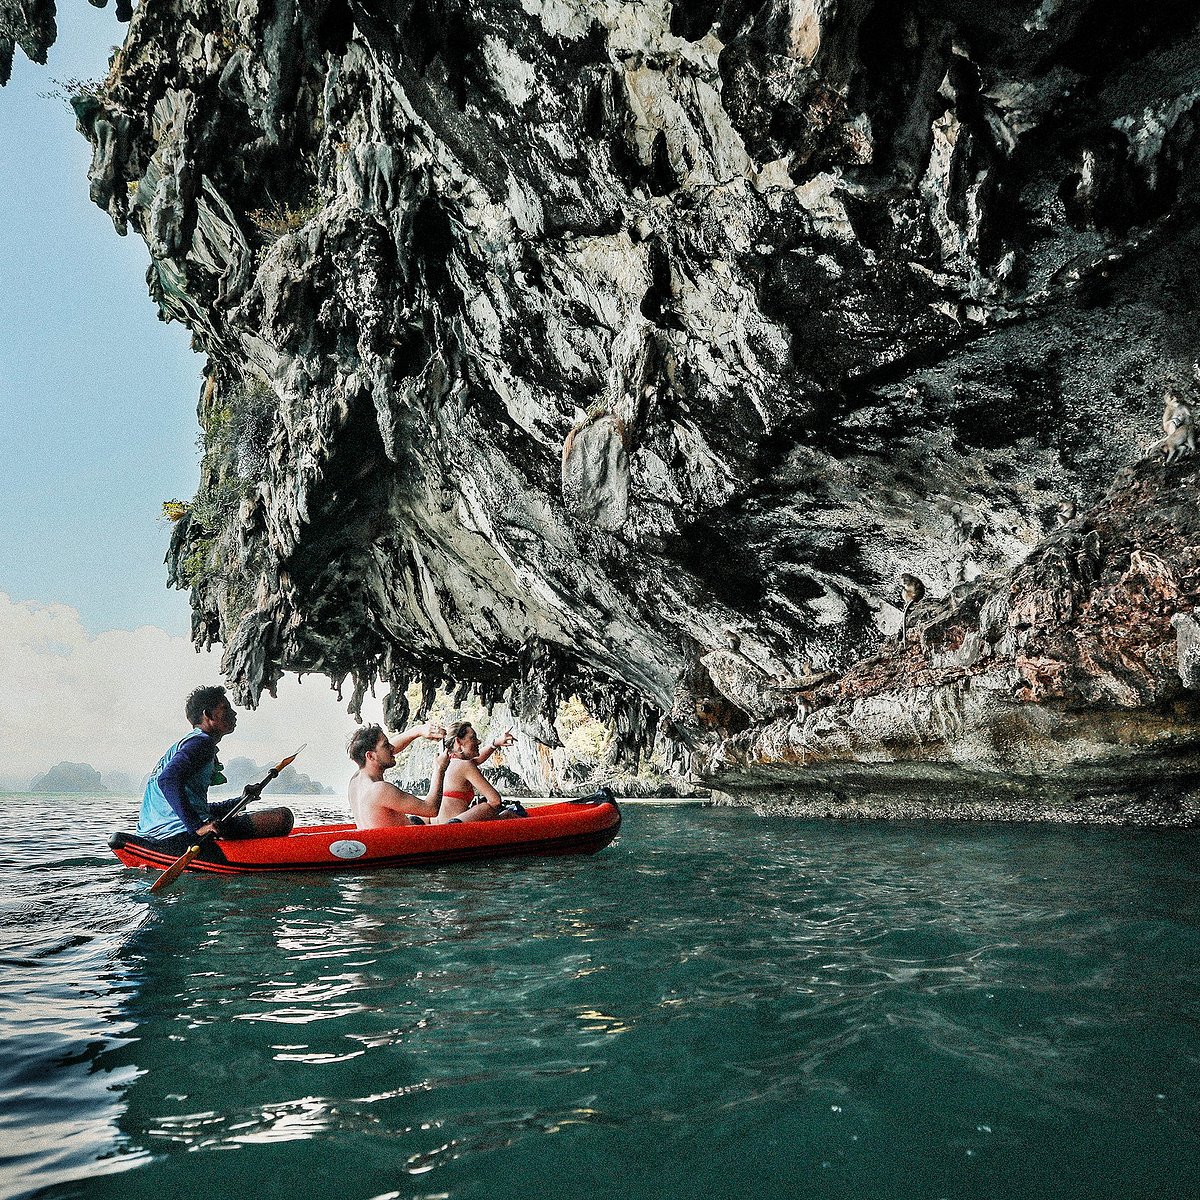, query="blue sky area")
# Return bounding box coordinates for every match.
[0,3,200,635]
[0,7,392,791]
